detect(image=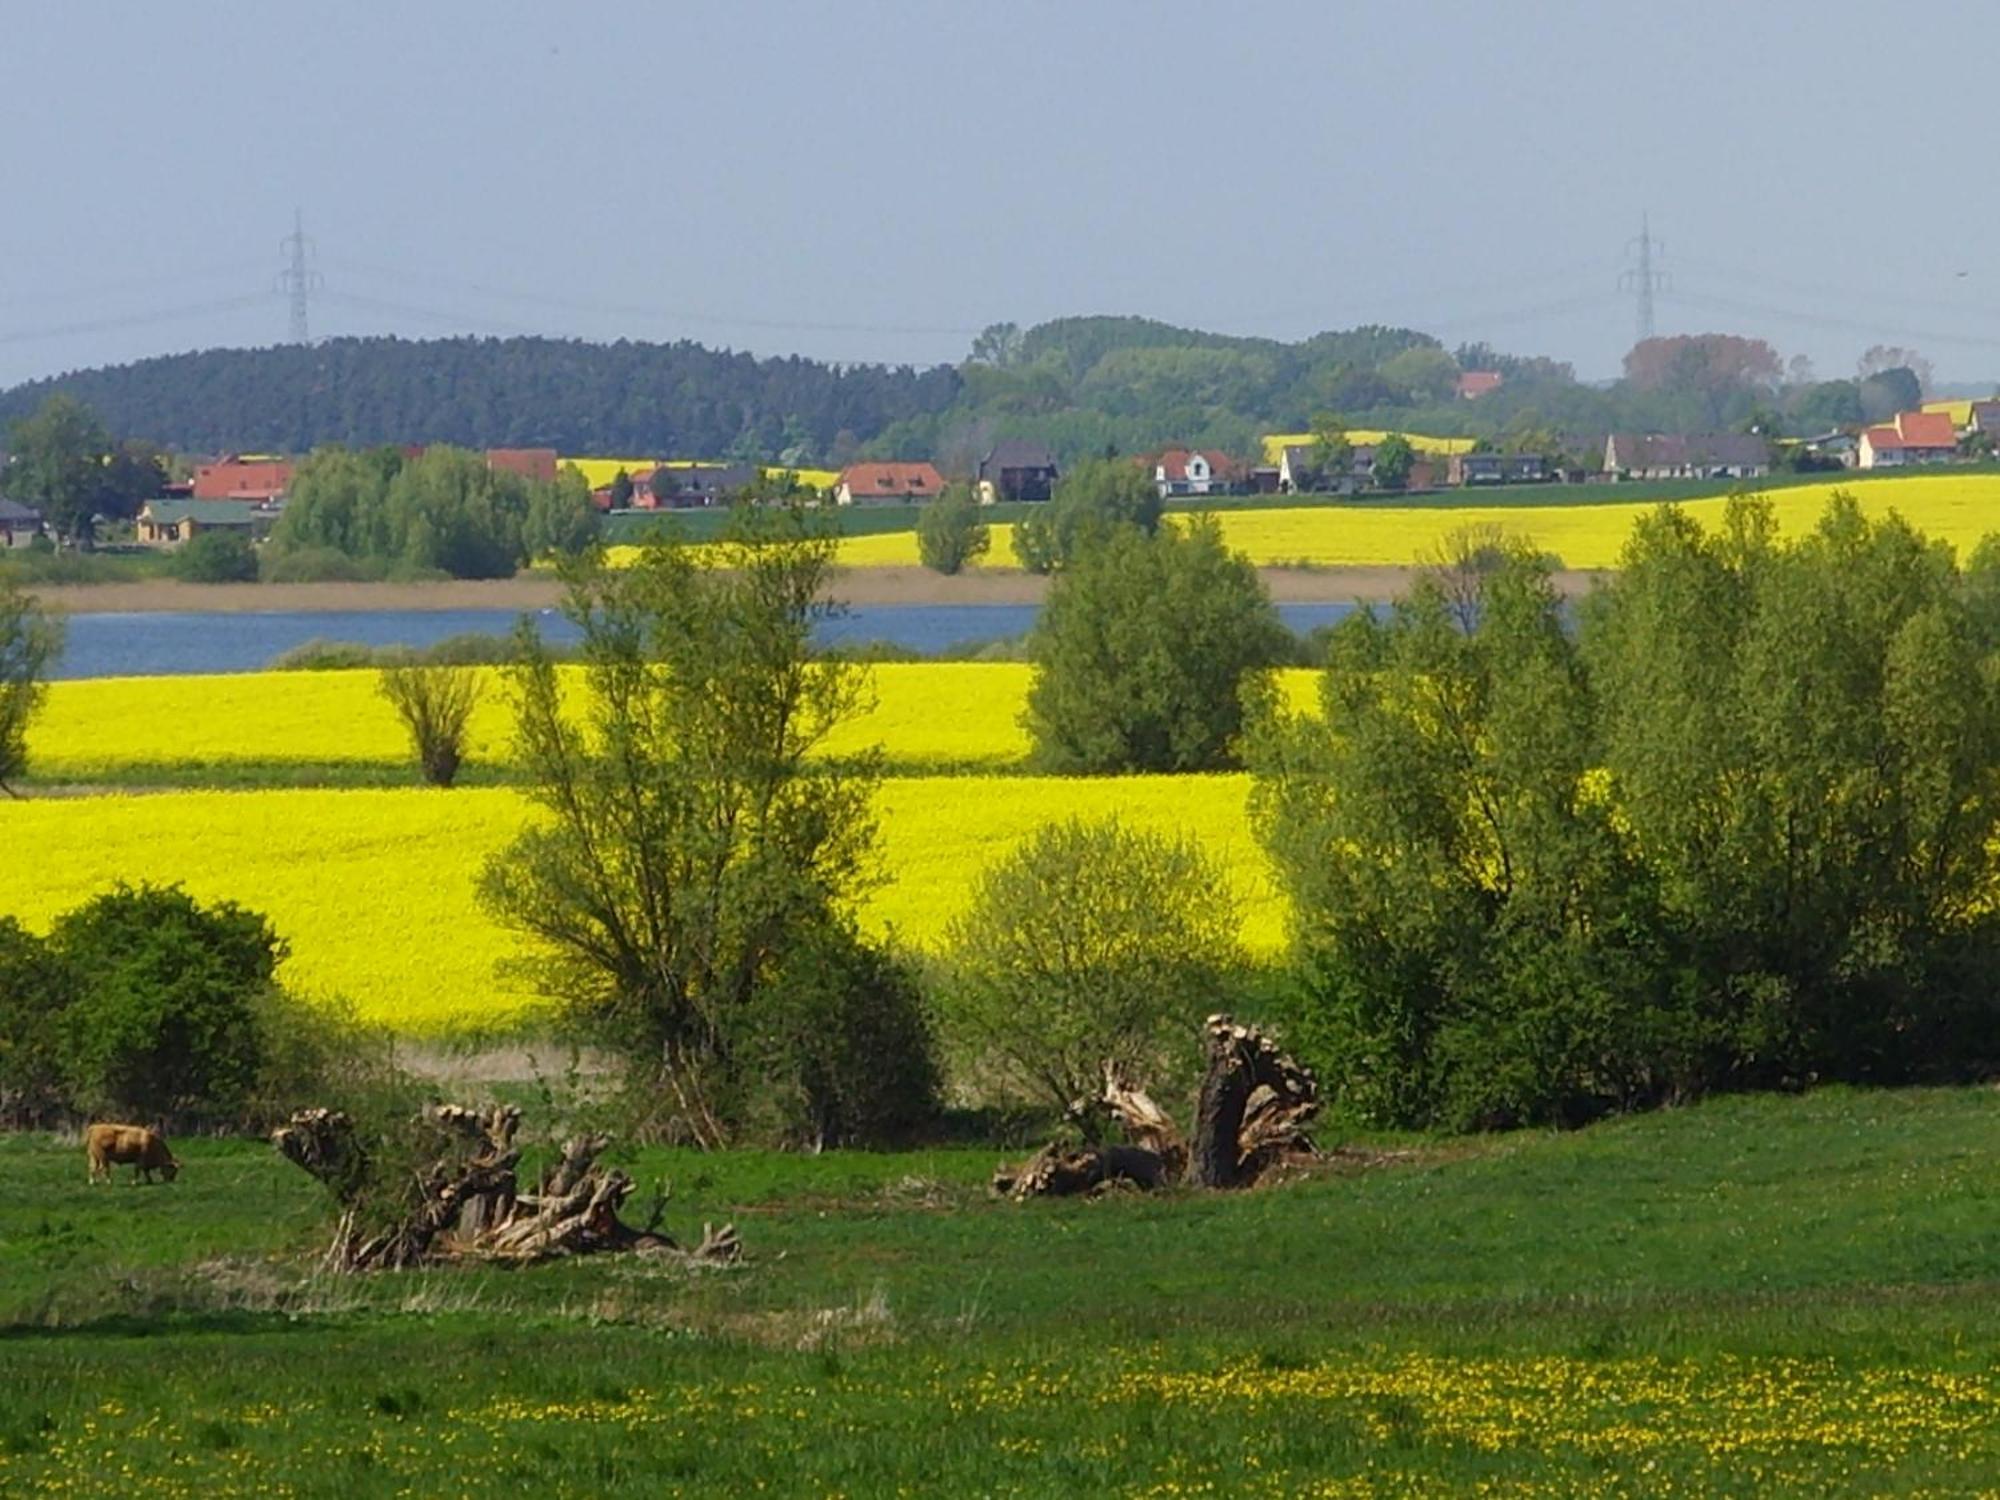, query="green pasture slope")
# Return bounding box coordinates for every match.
[5,1087,2000,1494]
